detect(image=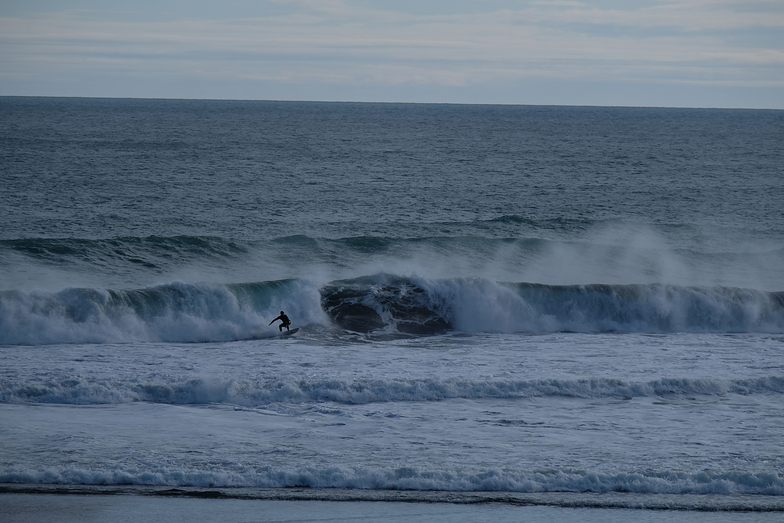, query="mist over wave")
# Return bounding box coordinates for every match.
[2,226,782,293]
[2,275,783,345]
